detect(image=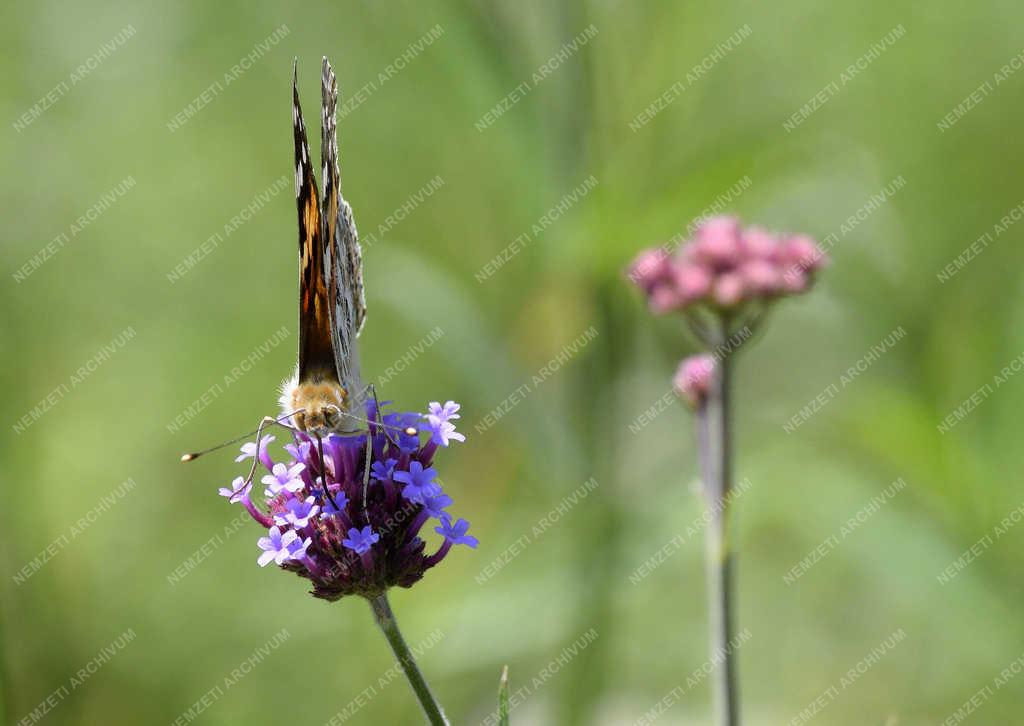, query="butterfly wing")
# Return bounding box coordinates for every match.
[321,58,366,404]
[293,60,336,383]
